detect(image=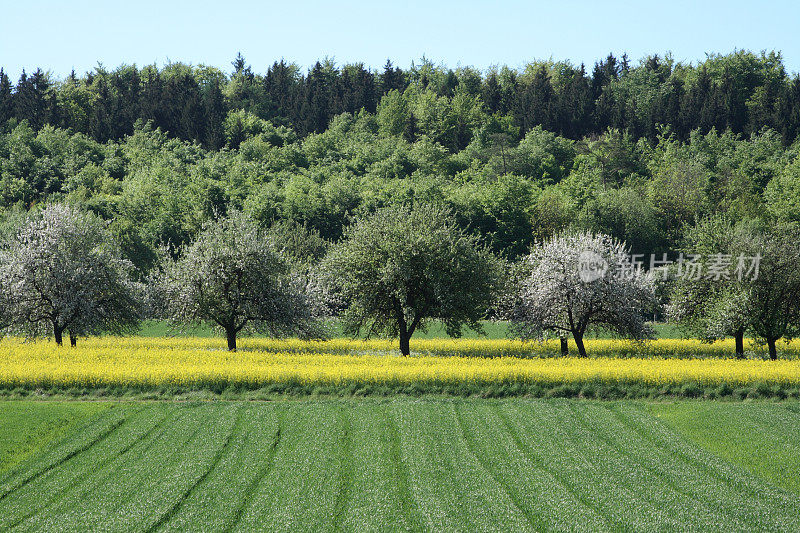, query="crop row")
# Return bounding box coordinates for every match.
[1,338,800,397]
